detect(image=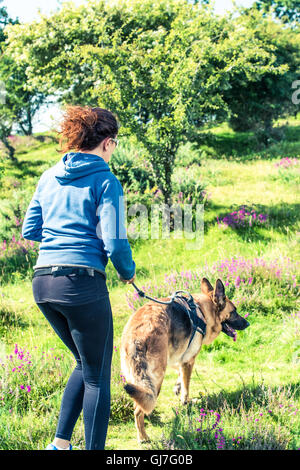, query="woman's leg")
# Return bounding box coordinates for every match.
[36,295,114,450]
[36,302,85,443]
[61,296,114,450]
